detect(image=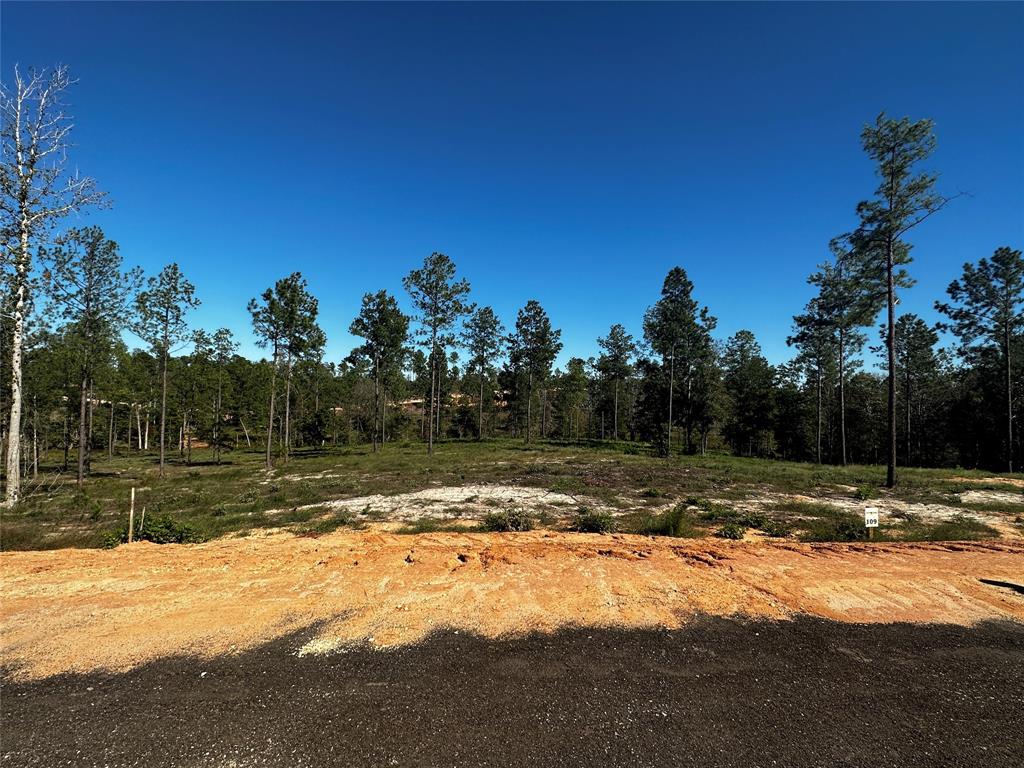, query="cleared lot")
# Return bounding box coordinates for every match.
[2,532,1022,678]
